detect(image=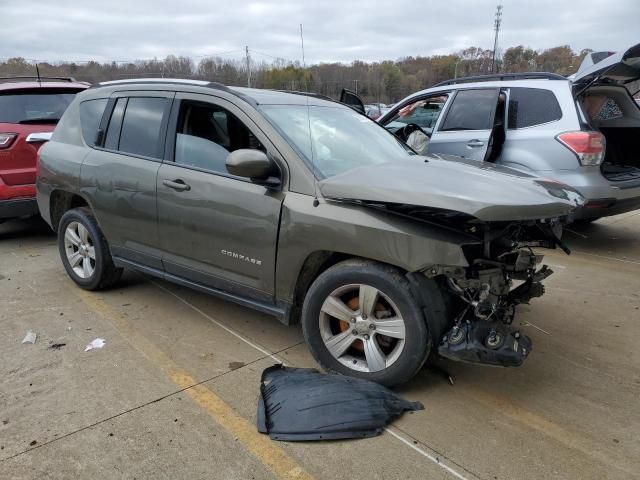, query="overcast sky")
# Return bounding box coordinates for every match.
[2,0,638,64]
